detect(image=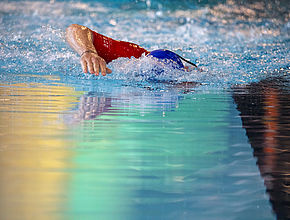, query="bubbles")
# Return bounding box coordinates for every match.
[107,55,203,84]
